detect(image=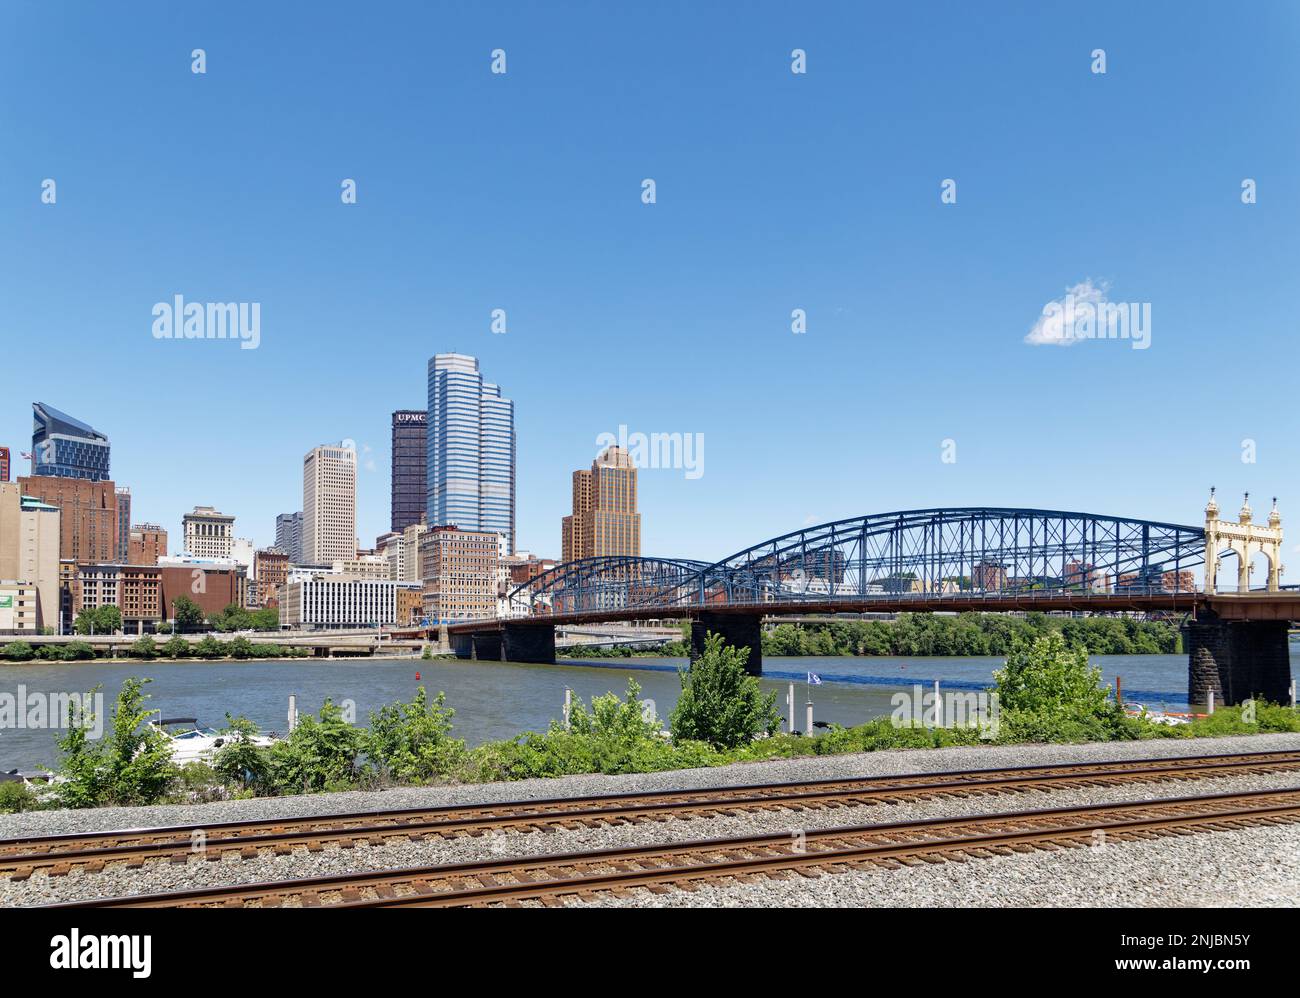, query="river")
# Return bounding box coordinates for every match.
[2,650,1297,772]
